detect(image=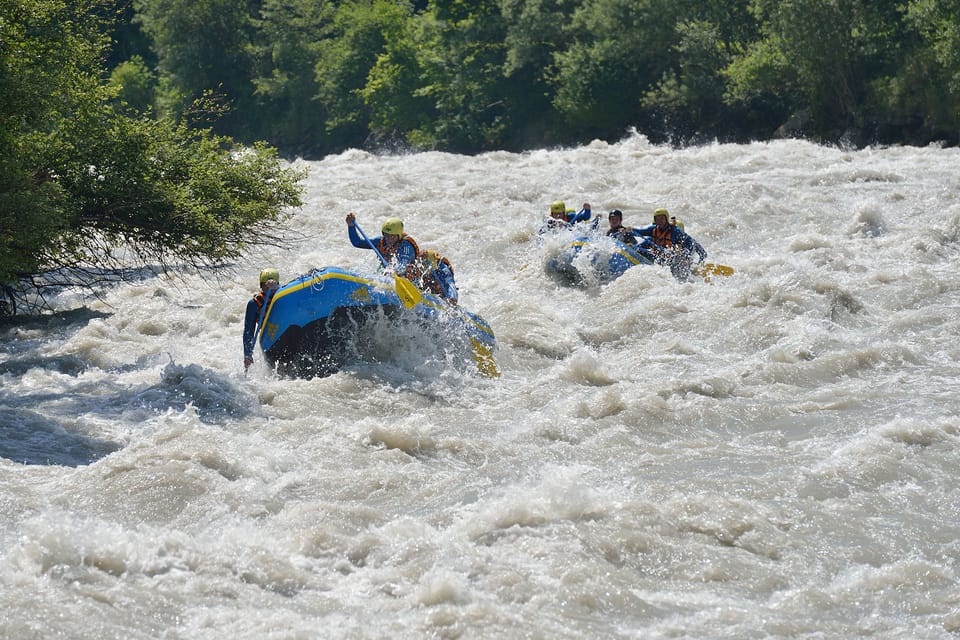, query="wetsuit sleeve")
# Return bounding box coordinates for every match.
[633,225,656,238]
[691,238,707,261]
[674,229,707,261]
[242,298,260,359]
[348,224,375,249]
[570,209,592,224]
[438,265,458,302]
